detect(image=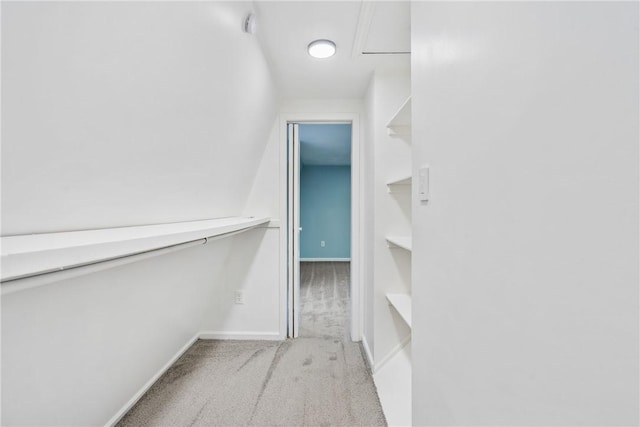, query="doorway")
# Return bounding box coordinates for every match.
[284,115,361,341]
[298,124,351,339]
